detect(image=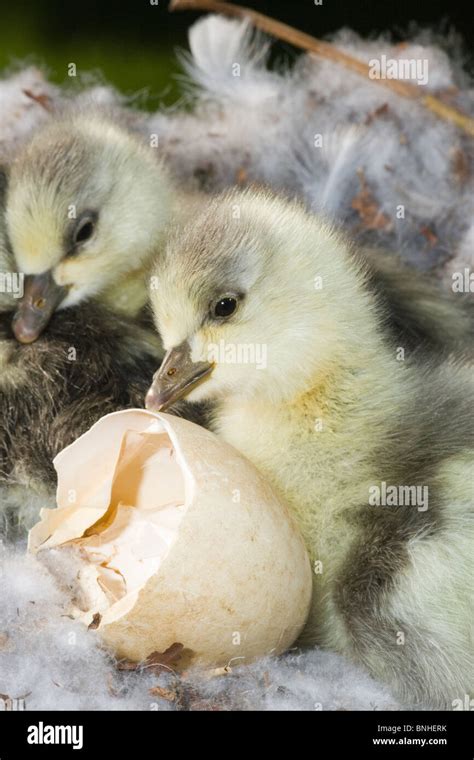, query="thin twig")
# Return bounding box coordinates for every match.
[170,0,474,138]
